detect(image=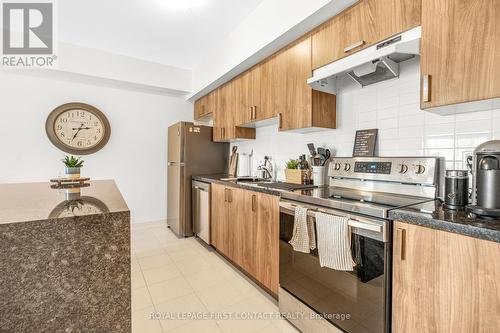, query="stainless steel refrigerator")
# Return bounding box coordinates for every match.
[167,122,229,237]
